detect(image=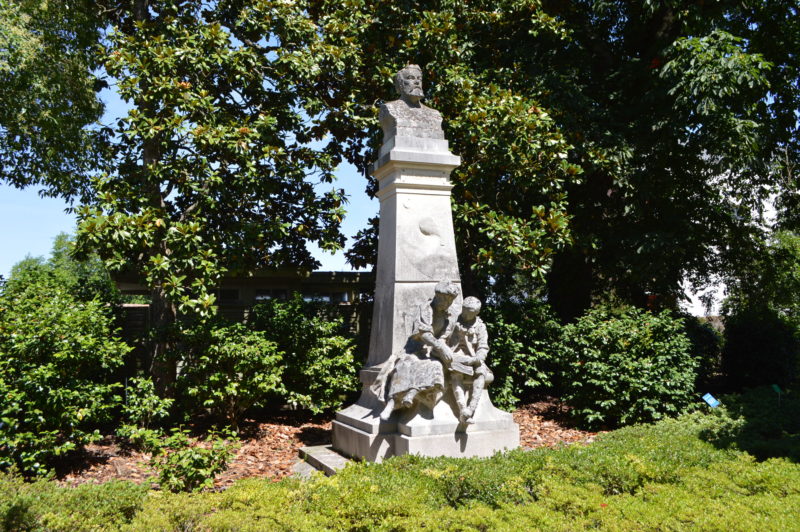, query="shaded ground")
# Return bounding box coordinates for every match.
[57,398,598,489]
